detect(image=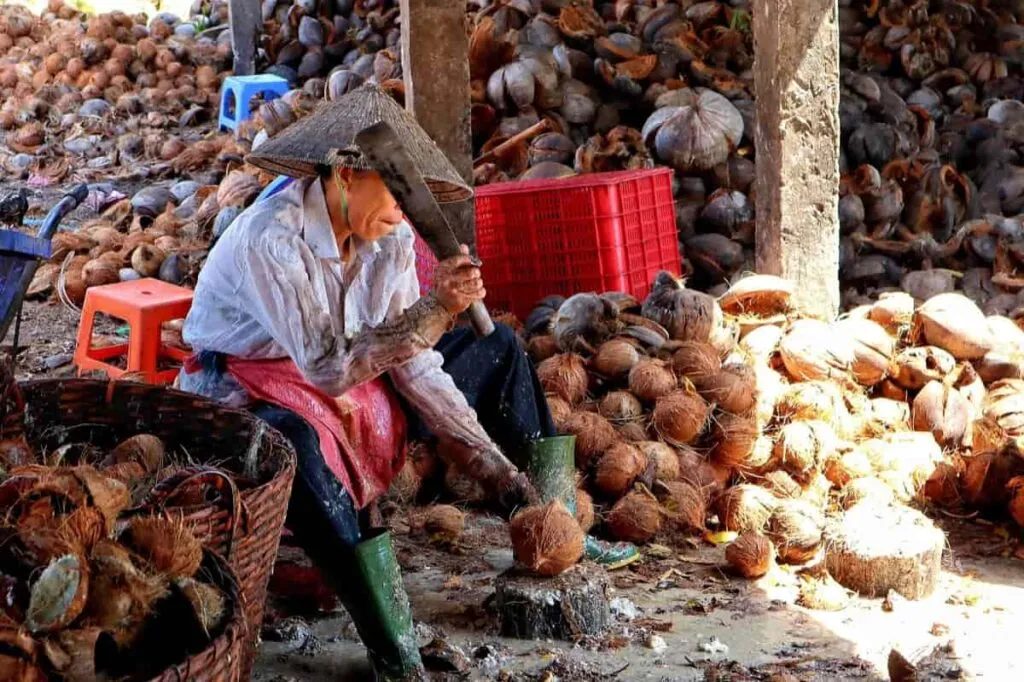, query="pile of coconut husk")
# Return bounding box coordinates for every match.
[0,457,233,679]
[0,1,237,181]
